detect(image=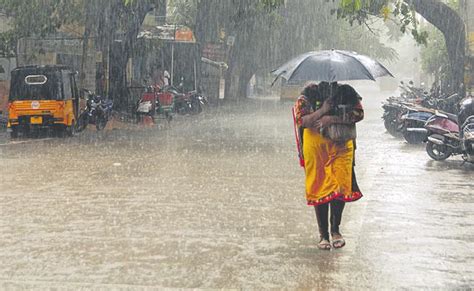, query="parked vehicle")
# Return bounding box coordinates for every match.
[76,90,113,131]
[458,97,474,163]
[187,91,208,114]
[156,86,175,122]
[382,99,406,137]
[424,97,474,163]
[136,86,160,120]
[174,89,207,115]
[400,105,435,144]
[437,93,461,113]
[7,65,81,138]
